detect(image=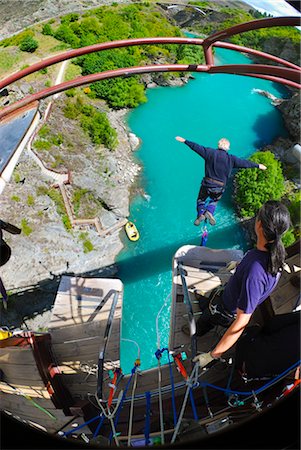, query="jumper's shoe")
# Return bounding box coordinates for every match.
[194,214,205,226]
[204,210,216,226]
